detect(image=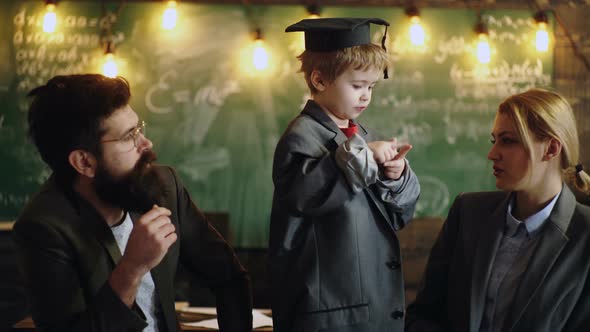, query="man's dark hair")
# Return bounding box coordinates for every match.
[27,74,131,184]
